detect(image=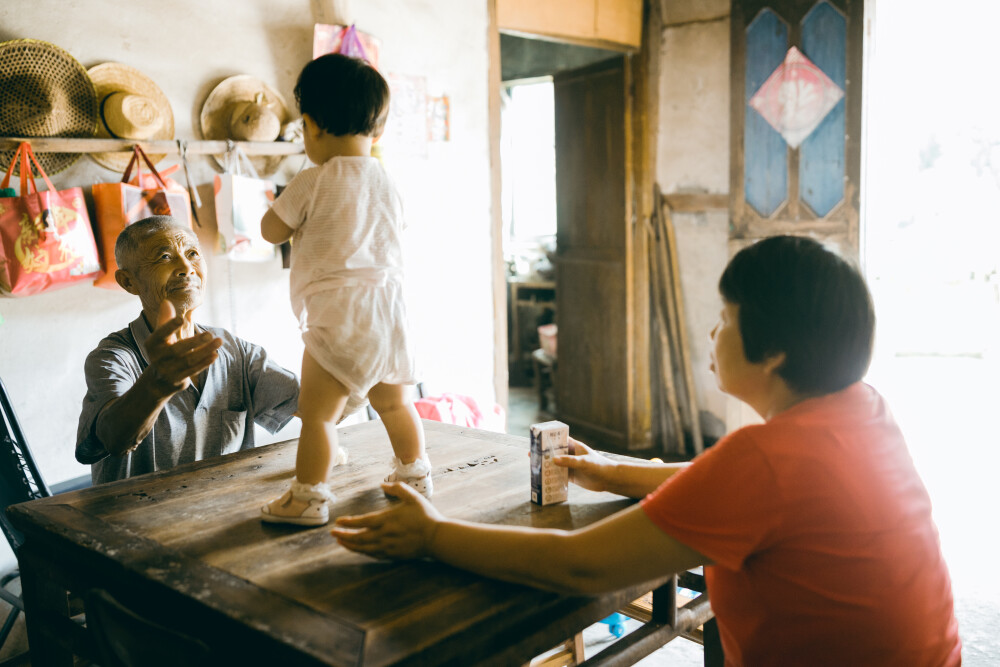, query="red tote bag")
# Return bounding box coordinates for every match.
[92,146,192,289]
[0,143,102,297]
